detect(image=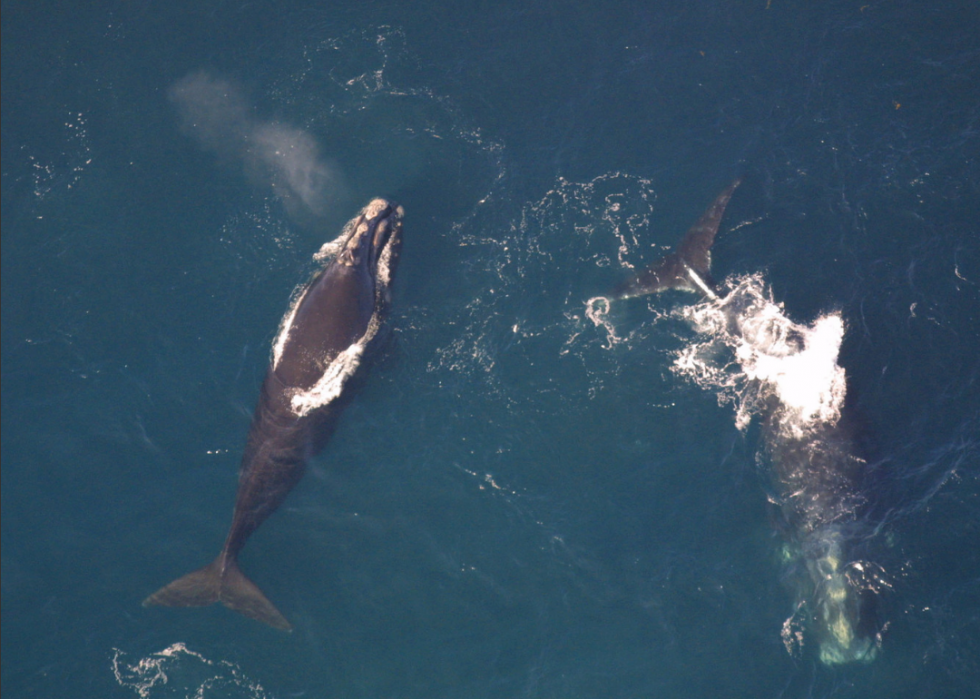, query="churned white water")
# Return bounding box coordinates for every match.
[673,273,847,439]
